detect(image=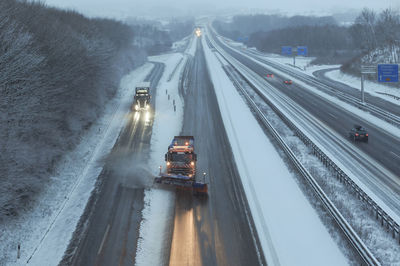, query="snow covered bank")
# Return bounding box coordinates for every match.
[228,40,400,109]
[227,41,321,73]
[325,69,400,106]
[254,51,340,77]
[202,36,348,265]
[185,33,197,56]
[135,52,187,265]
[0,63,153,266]
[236,49,400,140]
